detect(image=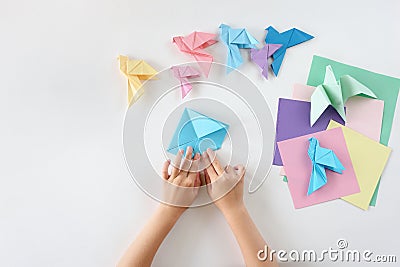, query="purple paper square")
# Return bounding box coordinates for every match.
[273,98,345,166]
